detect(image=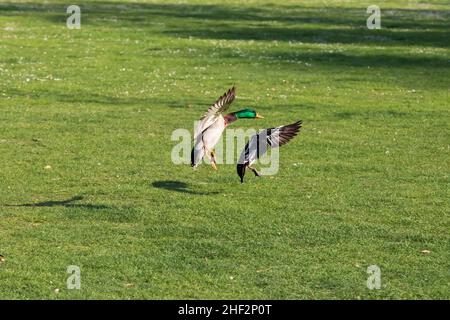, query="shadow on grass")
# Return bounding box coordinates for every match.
[0,1,447,80]
[0,2,448,48]
[4,88,210,109]
[334,110,409,119]
[5,195,109,210]
[152,180,218,195]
